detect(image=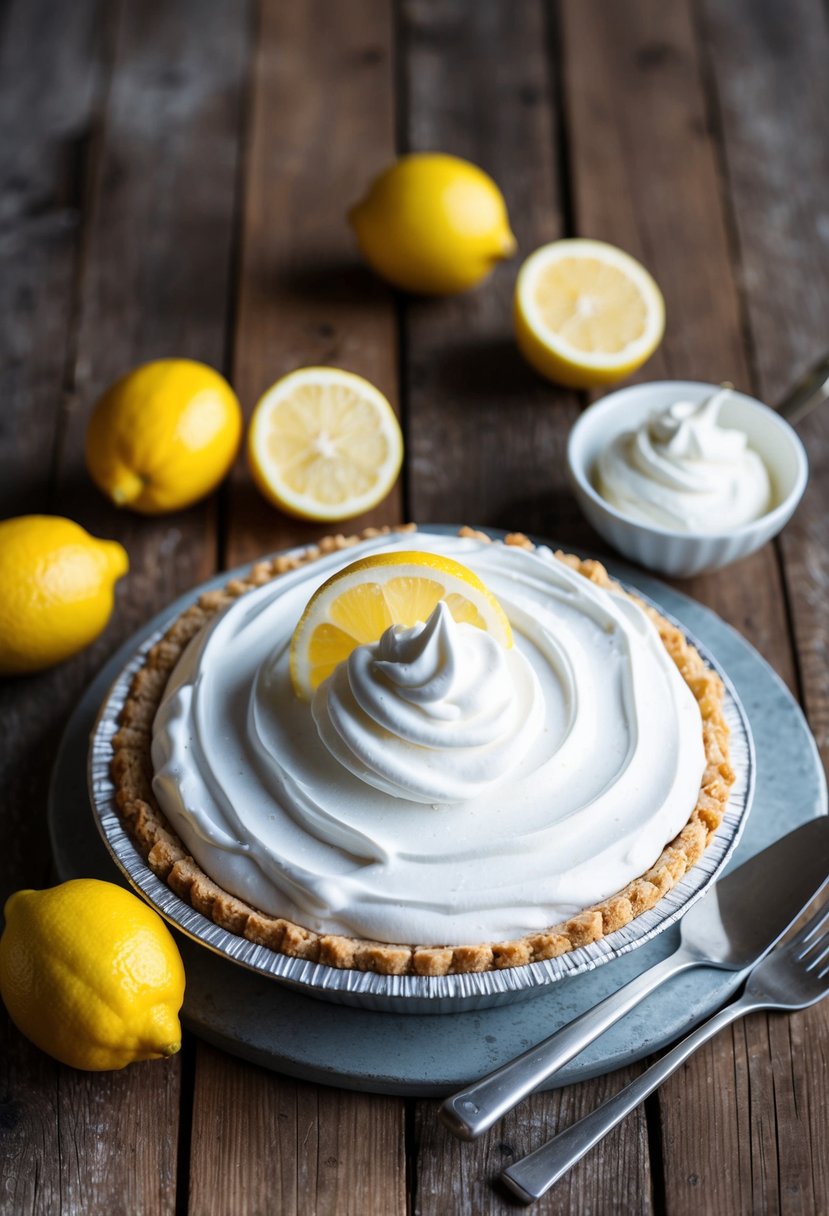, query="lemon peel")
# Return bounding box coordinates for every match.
[349,153,516,295]
[0,515,128,675]
[0,879,185,1072]
[86,358,243,514]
